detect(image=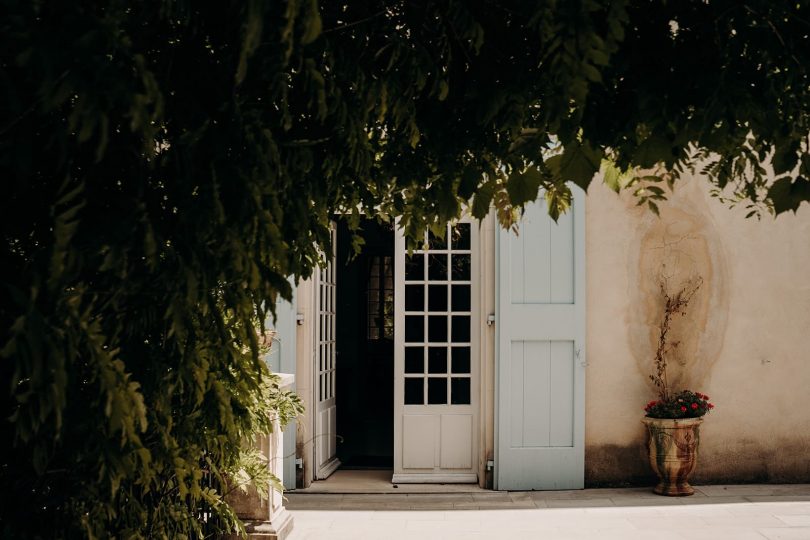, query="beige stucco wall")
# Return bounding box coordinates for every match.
[585,173,810,485]
[479,213,497,488]
[295,278,315,488]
